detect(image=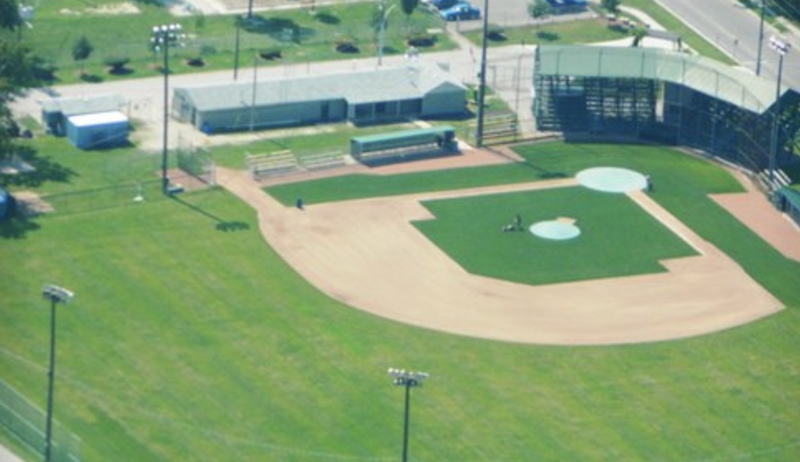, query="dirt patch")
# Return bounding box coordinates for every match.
[12,191,54,216]
[61,2,141,15]
[711,191,800,263]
